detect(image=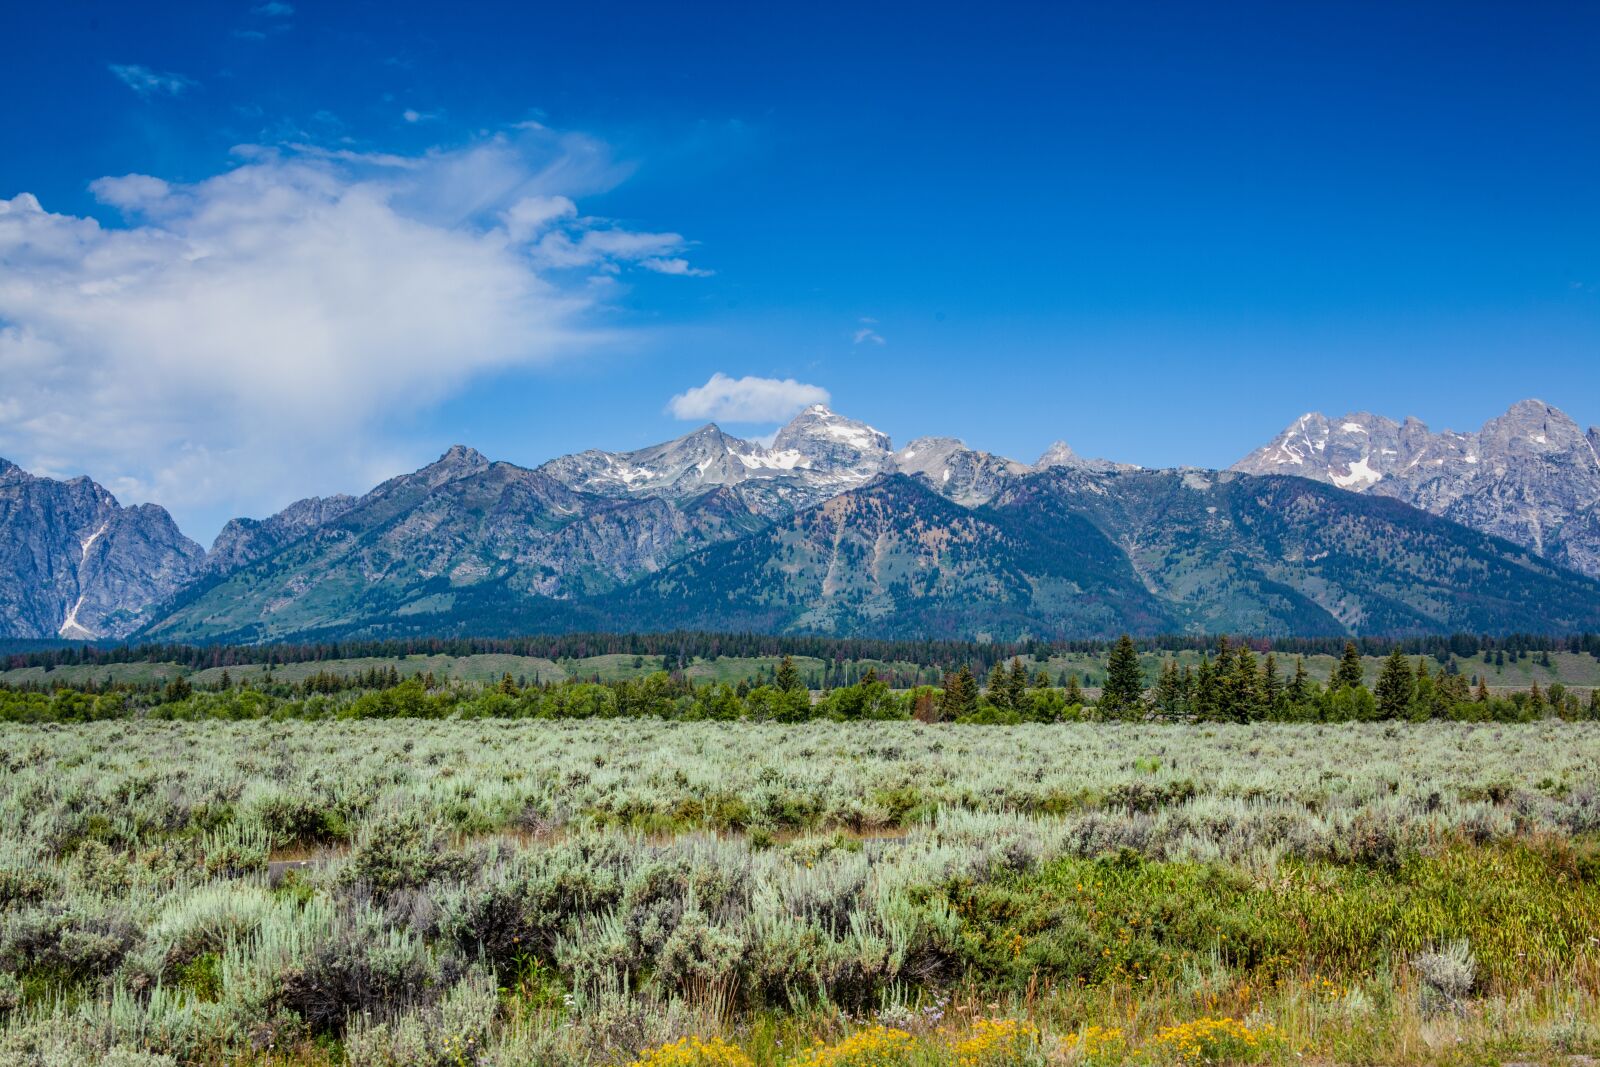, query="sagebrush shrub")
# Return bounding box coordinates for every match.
[341,813,474,897]
[1414,939,1476,1014]
[276,919,455,1035]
